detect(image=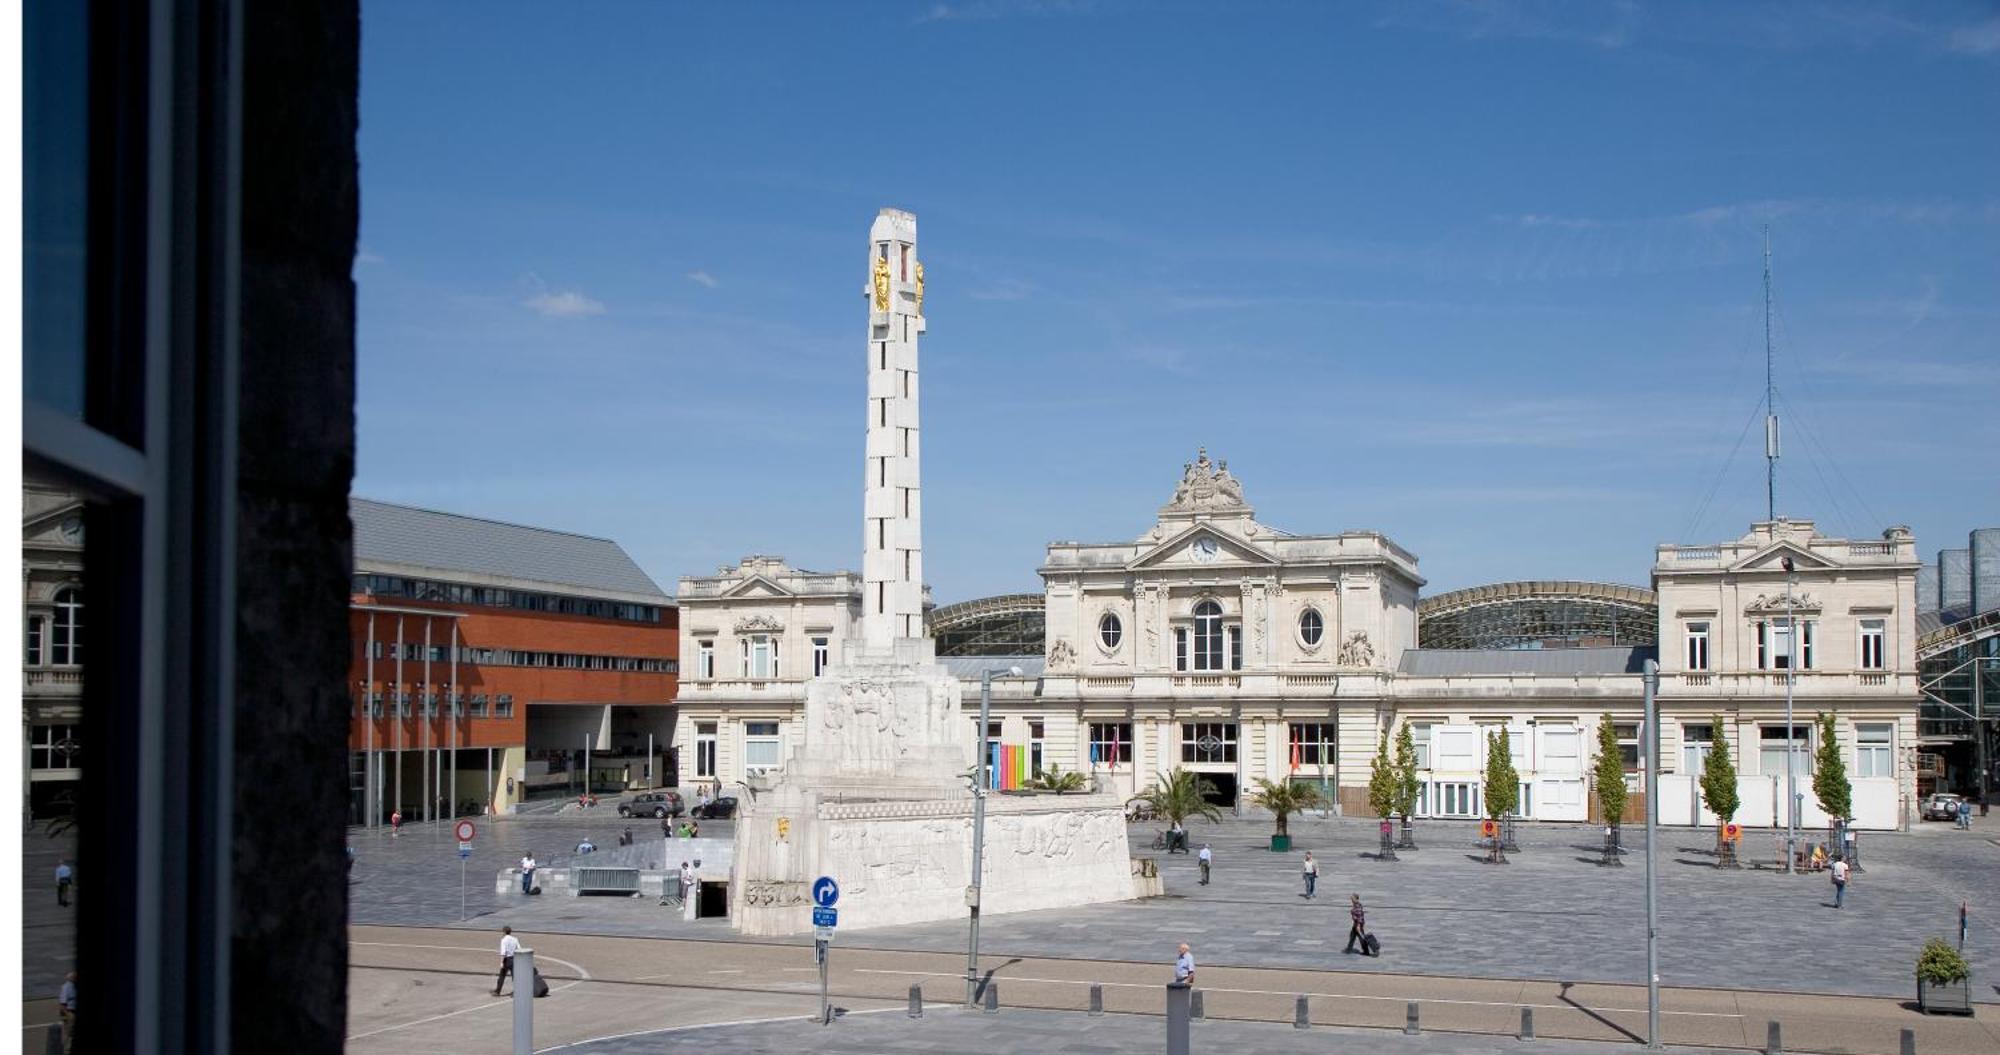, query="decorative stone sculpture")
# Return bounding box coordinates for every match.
[1047,637,1077,671]
[914,261,925,315]
[1165,447,1250,511]
[872,254,891,312]
[1337,630,1375,668]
